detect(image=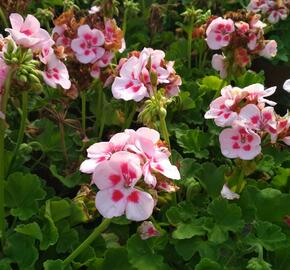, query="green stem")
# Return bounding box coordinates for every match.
[59,122,68,164]
[81,92,86,134]
[123,102,137,129]
[122,8,128,37]
[0,6,8,28]
[159,112,171,152]
[0,68,15,248]
[187,19,194,69]
[97,85,105,140]
[63,219,111,266]
[9,91,28,172]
